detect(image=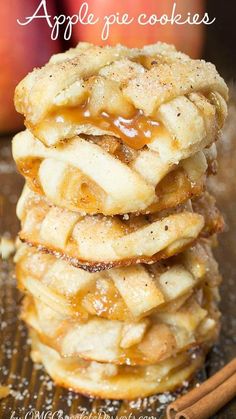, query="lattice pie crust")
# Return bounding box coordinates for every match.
[22,283,219,366]
[31,332,206,400]
[15,240,220,323]
[13,130,218,215]
[16,185,224,271]
[14,42,227,215]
